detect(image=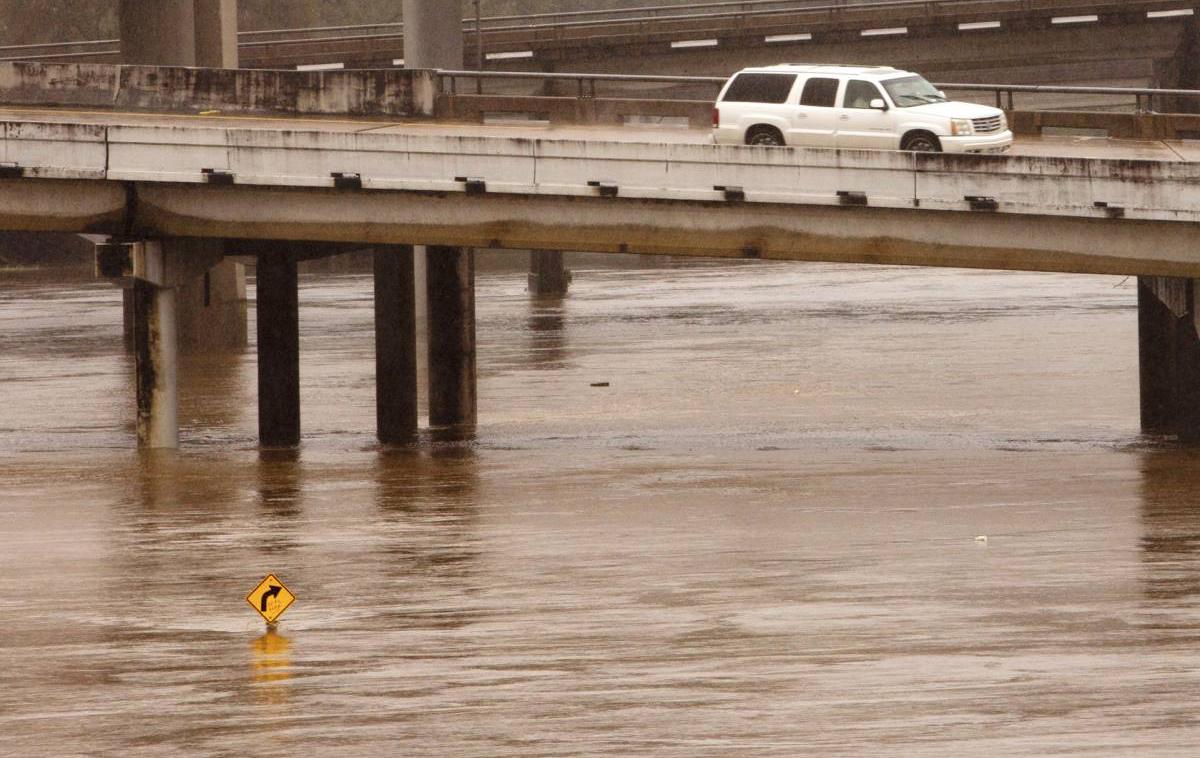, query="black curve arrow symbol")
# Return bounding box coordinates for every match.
[260,585,282,612]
